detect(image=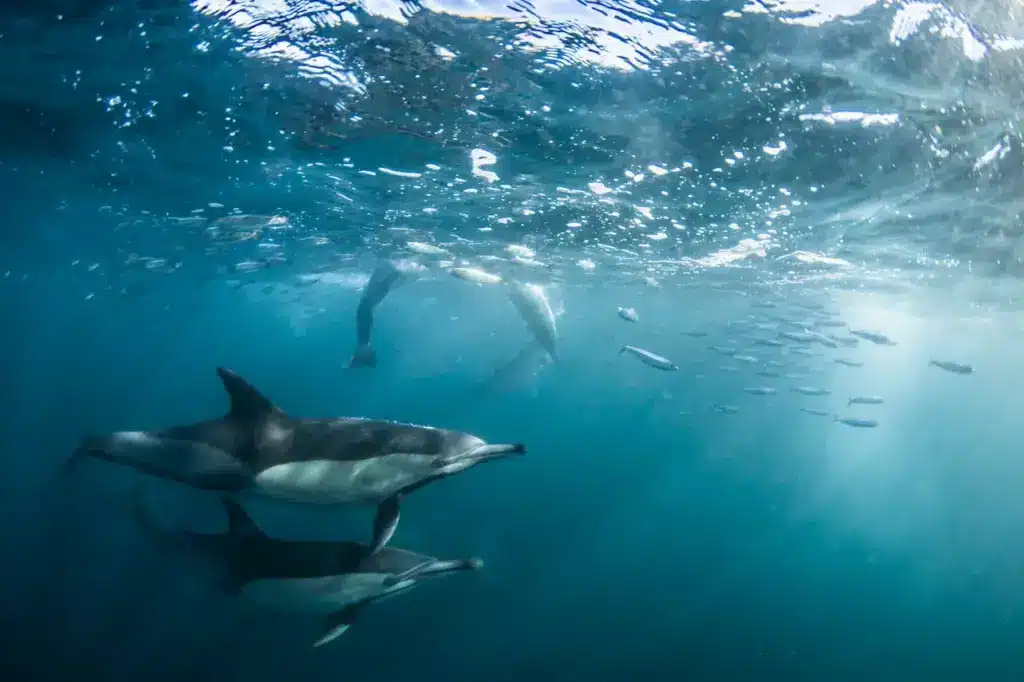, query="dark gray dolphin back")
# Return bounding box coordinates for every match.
[271,418,478,467]
[358,546,435,575]
[148,368,289,487]
[218,499,377,586]
[200,370,475,471]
